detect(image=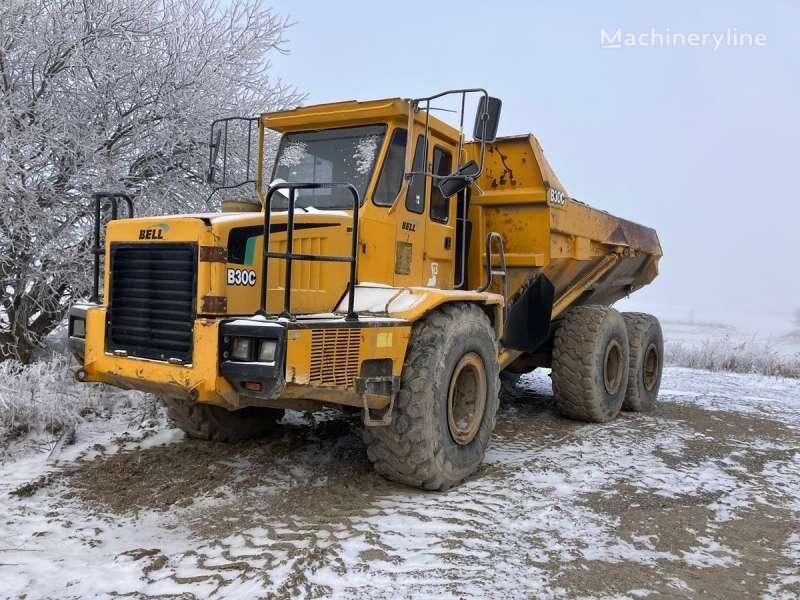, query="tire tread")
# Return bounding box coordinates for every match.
[364,303,499,490]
